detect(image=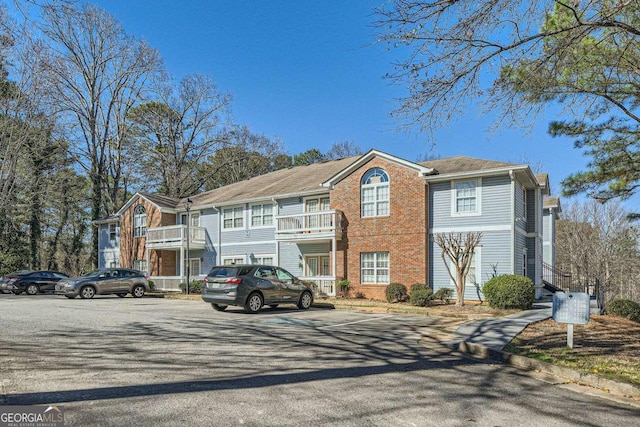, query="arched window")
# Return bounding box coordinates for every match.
[361,168,389,217]
[133,205,147,237]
